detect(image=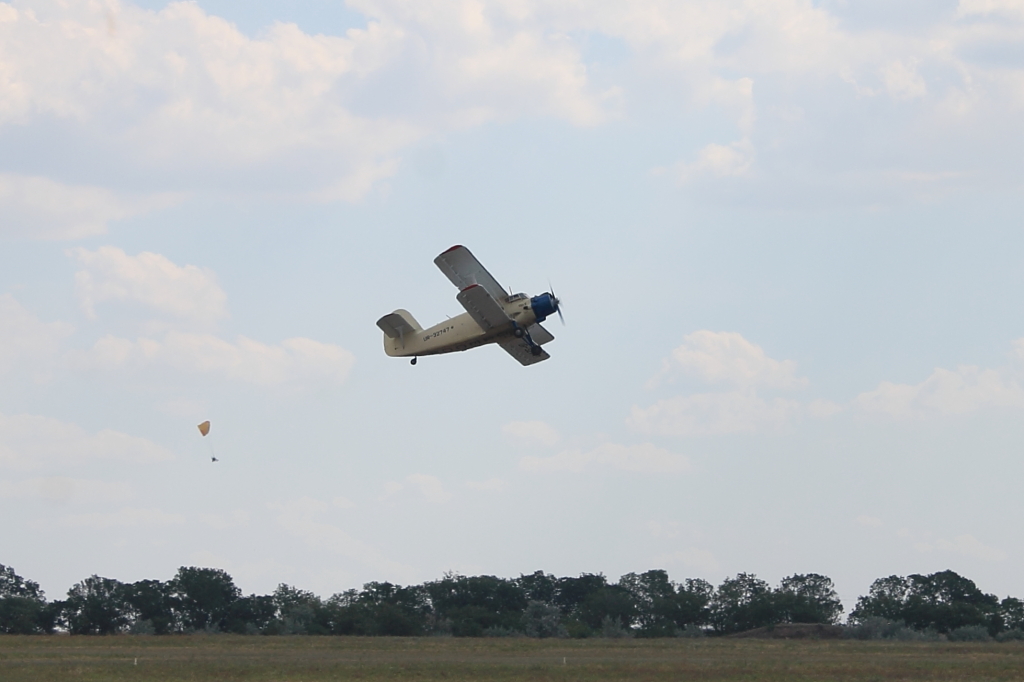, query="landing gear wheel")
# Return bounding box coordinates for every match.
[513,328,525,338]
[410,357,417,366]
[530,345,542,357]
